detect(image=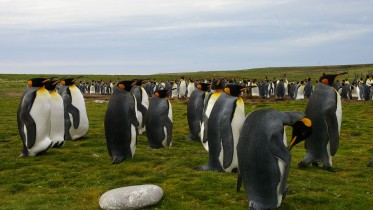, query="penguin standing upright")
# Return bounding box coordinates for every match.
[58,77,89,140]
[237,110,312,210]
[105,81,139,164]
[130,80,149,135]
[187,79,195,97]
[178,76,187,98]
[200,79,224,151]
[45,79,65,148]
[199,84,247,172]
[299,72,347,171]
[146,90,173,148]
[186,83,211,141]
[17,78,53,156]
[171,81,178,98]
[304,77,313,98]
[296,81,305,100]
[276,80,285,98]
